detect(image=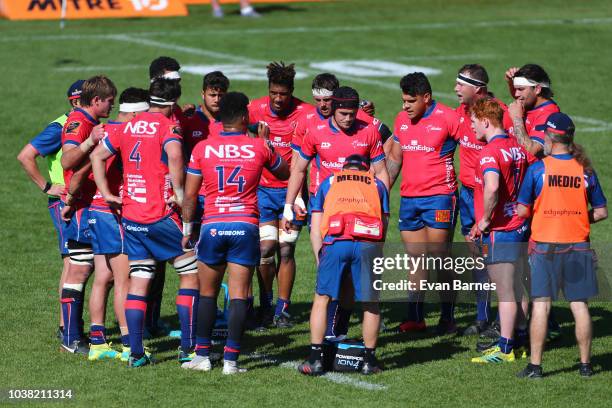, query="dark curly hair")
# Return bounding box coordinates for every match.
[267,61,296,89]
